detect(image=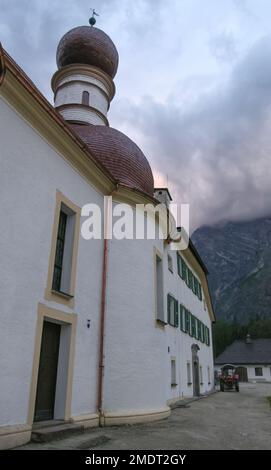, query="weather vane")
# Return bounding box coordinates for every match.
[89,8,99,26]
